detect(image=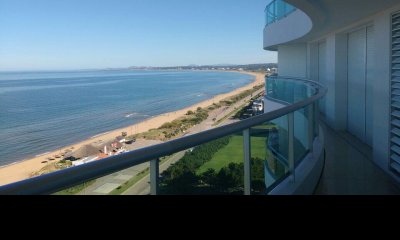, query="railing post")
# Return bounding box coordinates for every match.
[243,129,251,195]
[150,158,159,195]
[308,105,314,152]
[288,112,295,182]
[314,101,319,136]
